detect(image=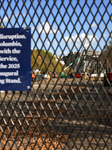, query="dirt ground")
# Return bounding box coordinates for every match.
[0,78,112,149]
